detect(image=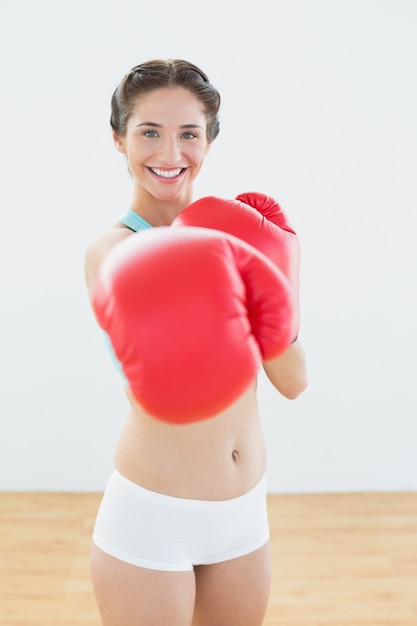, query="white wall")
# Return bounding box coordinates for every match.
[1,0,416,492]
